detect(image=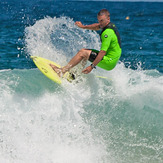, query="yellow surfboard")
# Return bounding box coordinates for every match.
[30,56,74,84]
